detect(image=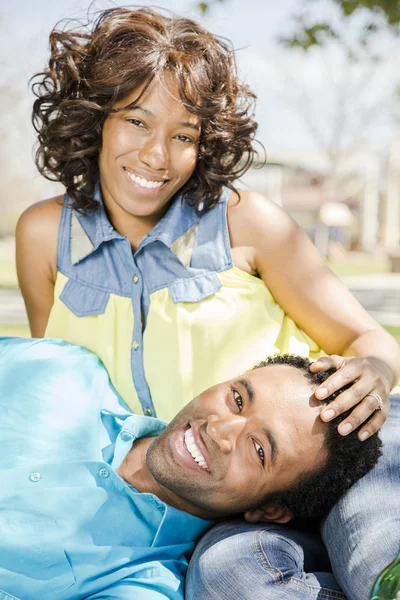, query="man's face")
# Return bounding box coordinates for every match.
[146,365,328,519]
